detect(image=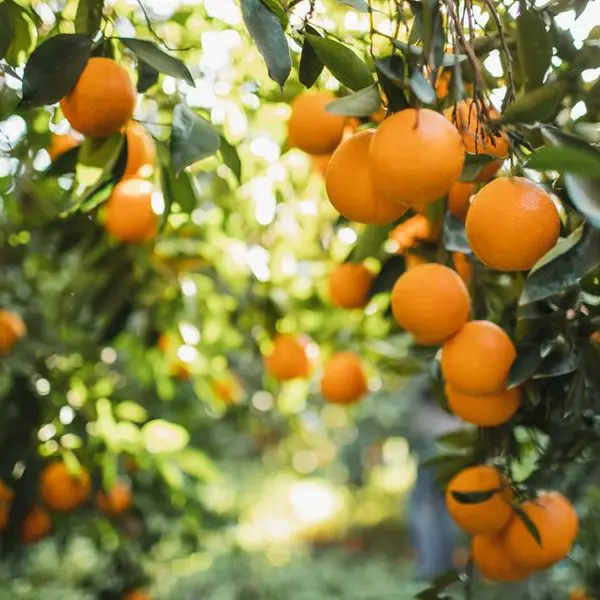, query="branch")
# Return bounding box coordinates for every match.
[135,0,195,52]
